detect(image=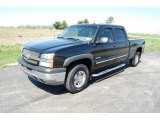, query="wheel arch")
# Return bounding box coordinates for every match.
[63,54,94,72]
[137,47,142,52]
[136,47,142,57]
